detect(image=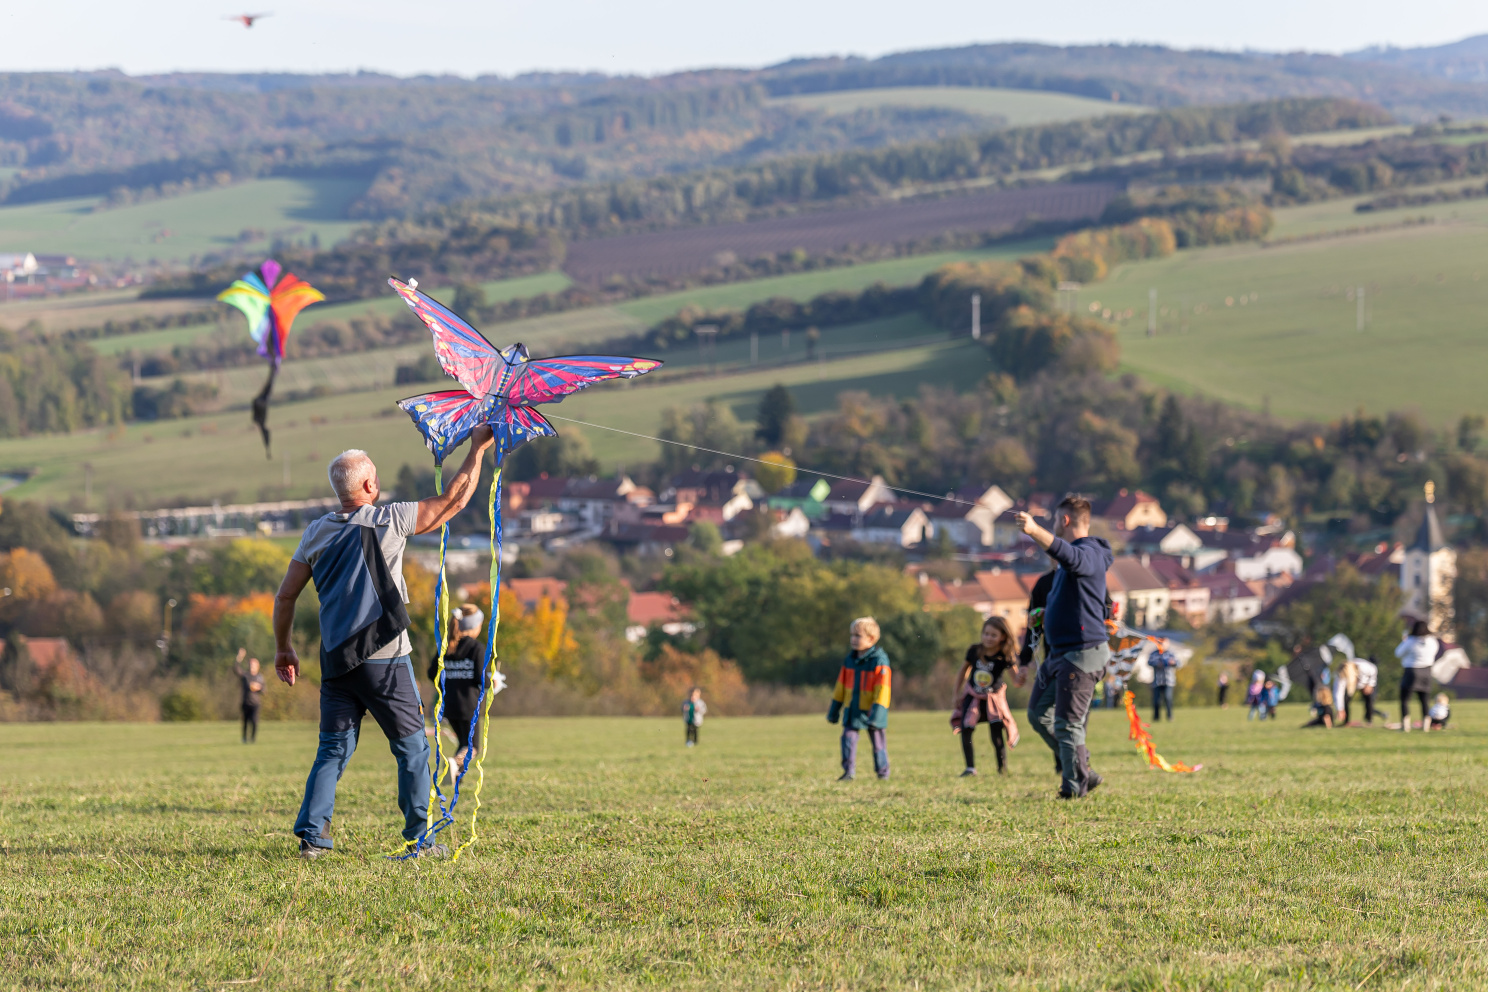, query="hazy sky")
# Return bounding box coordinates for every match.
[6,0,1488,78]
